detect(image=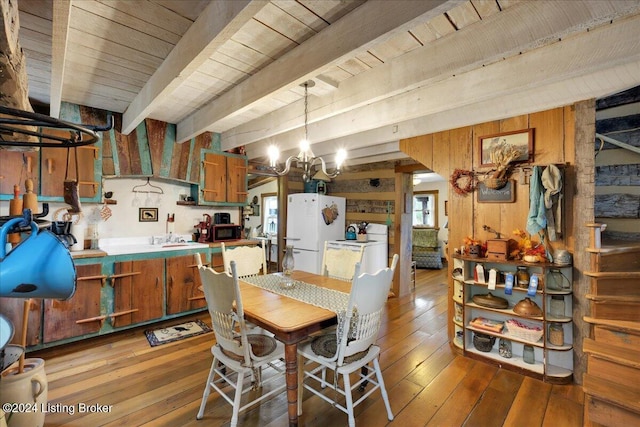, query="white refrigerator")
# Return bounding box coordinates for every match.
[286,193,346,274]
